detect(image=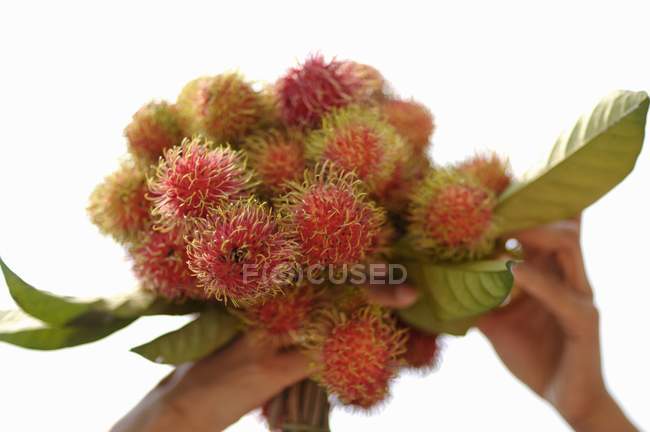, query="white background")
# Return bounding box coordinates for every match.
[0,1,648,431]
